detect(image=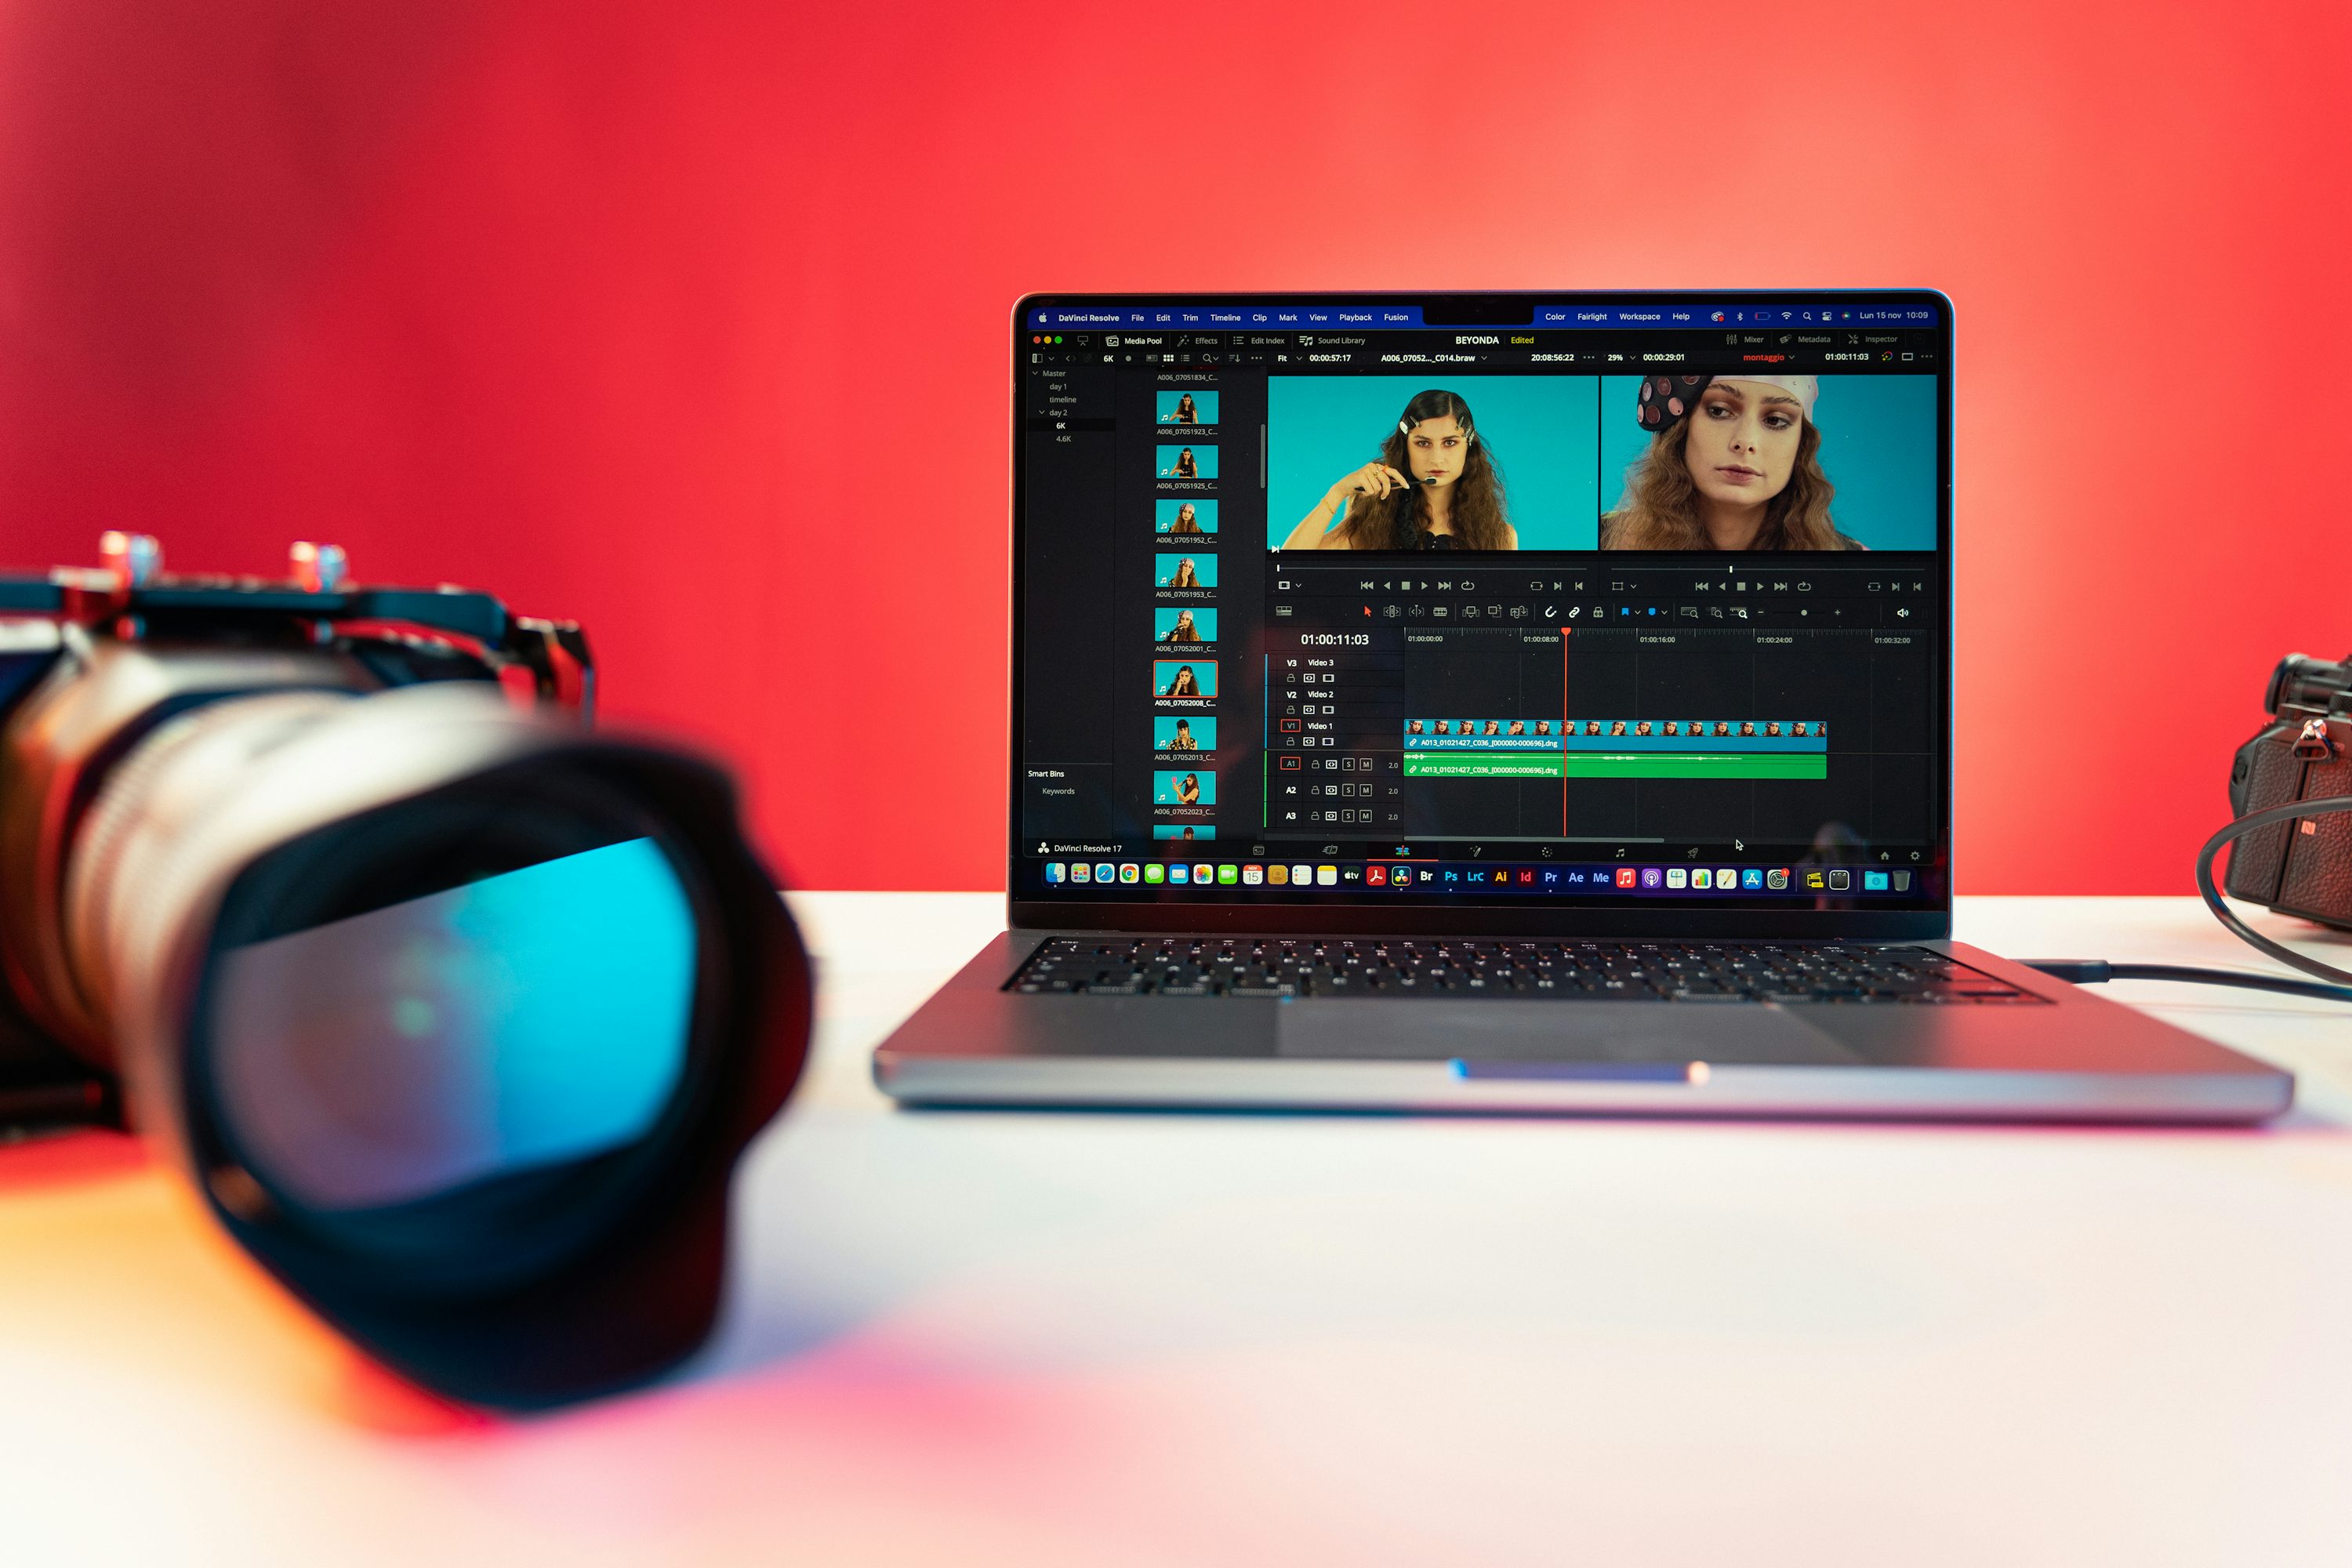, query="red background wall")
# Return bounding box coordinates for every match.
[1,1,2346,892]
